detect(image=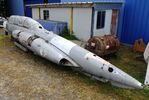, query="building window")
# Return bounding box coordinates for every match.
[43,10,49,20]
[96,11,106,29]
